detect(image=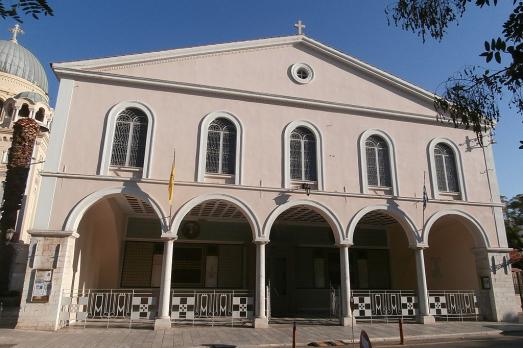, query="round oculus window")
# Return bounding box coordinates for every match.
[290,63,314,84]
